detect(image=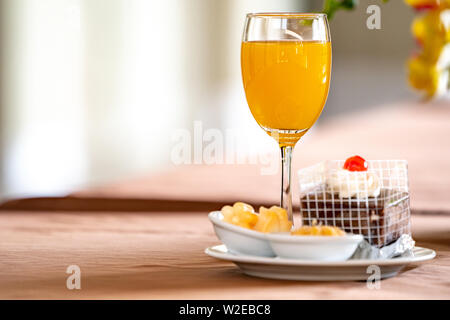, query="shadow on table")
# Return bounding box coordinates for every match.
[0,196,286,213]
[2,196,450,216]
